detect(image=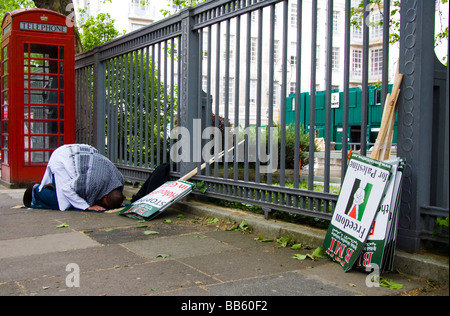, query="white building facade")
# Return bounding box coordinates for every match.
[73,0,401,126]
